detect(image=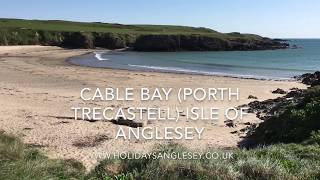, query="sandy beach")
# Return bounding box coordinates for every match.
[0,46,306,170]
